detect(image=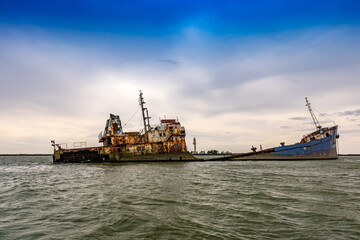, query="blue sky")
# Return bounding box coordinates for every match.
[0,0,359,153]
[1,0,359,34]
